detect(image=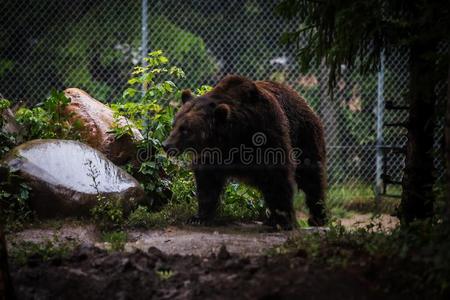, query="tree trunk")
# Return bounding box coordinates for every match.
[0,226,14,300]
[446,50,450,219]
[401,41,438,223]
